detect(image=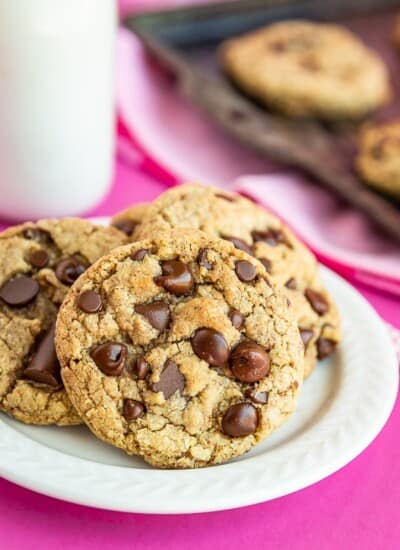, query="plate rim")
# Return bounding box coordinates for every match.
[0,265,398,514]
